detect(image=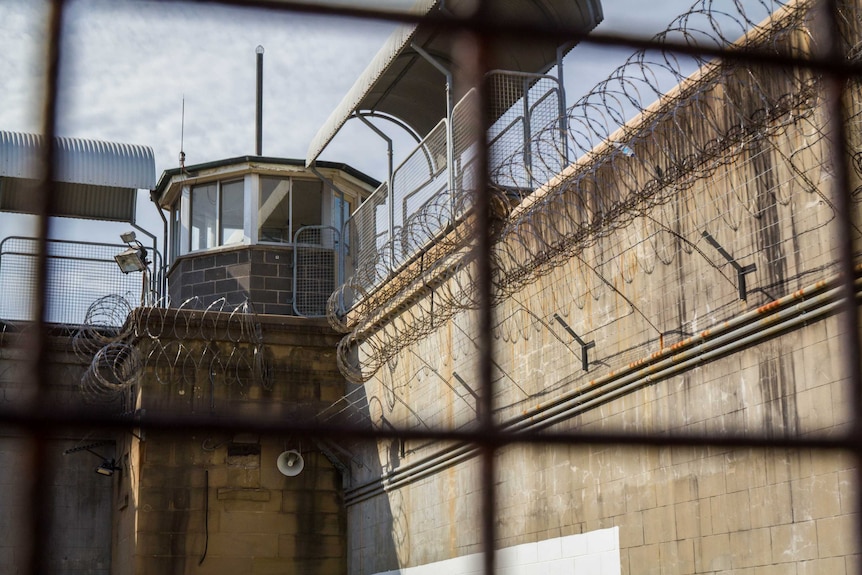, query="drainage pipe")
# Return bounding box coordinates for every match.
[346,442,475,505]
